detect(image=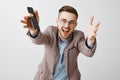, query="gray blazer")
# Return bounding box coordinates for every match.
[27,26,97,80]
